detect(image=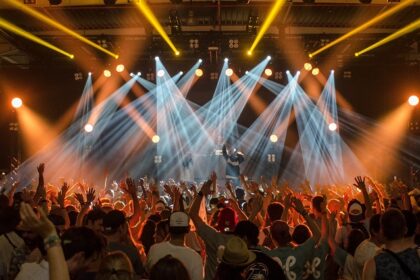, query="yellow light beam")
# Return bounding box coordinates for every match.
[4,0,119,59]
[134,1,179,55]
[0,17,74,59]
[309,0,415,58]
[355,19,420,57]
[248,0,287,55]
